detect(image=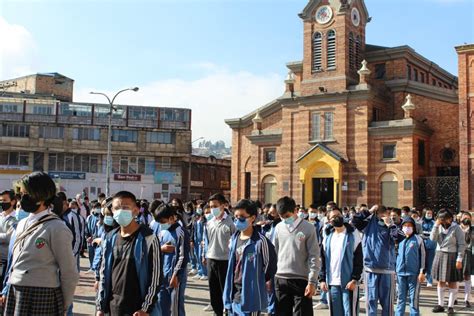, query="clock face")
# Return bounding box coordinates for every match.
[351,7,361,26]
[315,5,333,25]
